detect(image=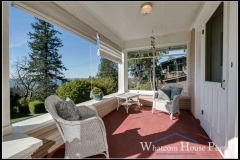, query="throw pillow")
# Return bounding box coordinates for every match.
[56,100,82,121]
[157,89,171,101]
[161,88,171,100]
[169,86,182,100]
